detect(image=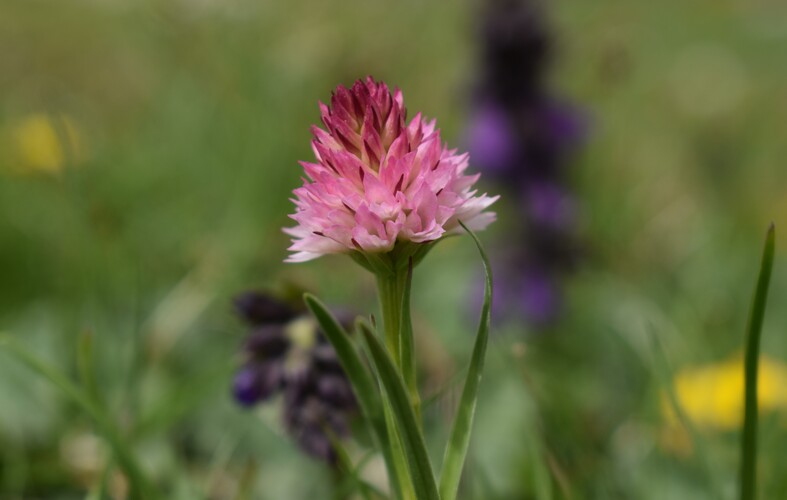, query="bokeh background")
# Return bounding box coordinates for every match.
[1,0,787,498]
